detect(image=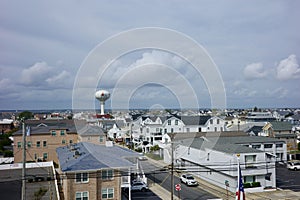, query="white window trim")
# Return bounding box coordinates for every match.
[102,169,114,180]
[75,191,89,200]
[101,188,114,199]
[75,172,89,183]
